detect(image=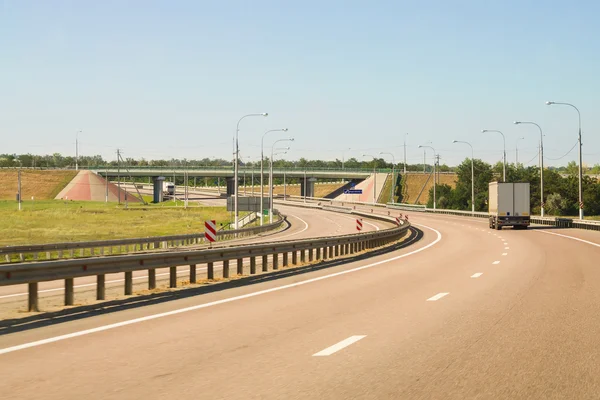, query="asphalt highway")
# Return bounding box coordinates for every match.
[2,205,600,399]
